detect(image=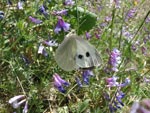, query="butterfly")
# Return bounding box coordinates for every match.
[55,32,101,71]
